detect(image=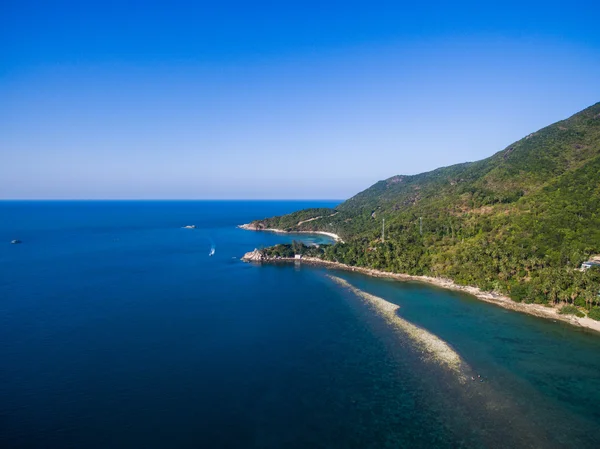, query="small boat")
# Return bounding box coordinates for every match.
[182,225,196,229]
[11,239,22,244]
[209,248,215,256]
